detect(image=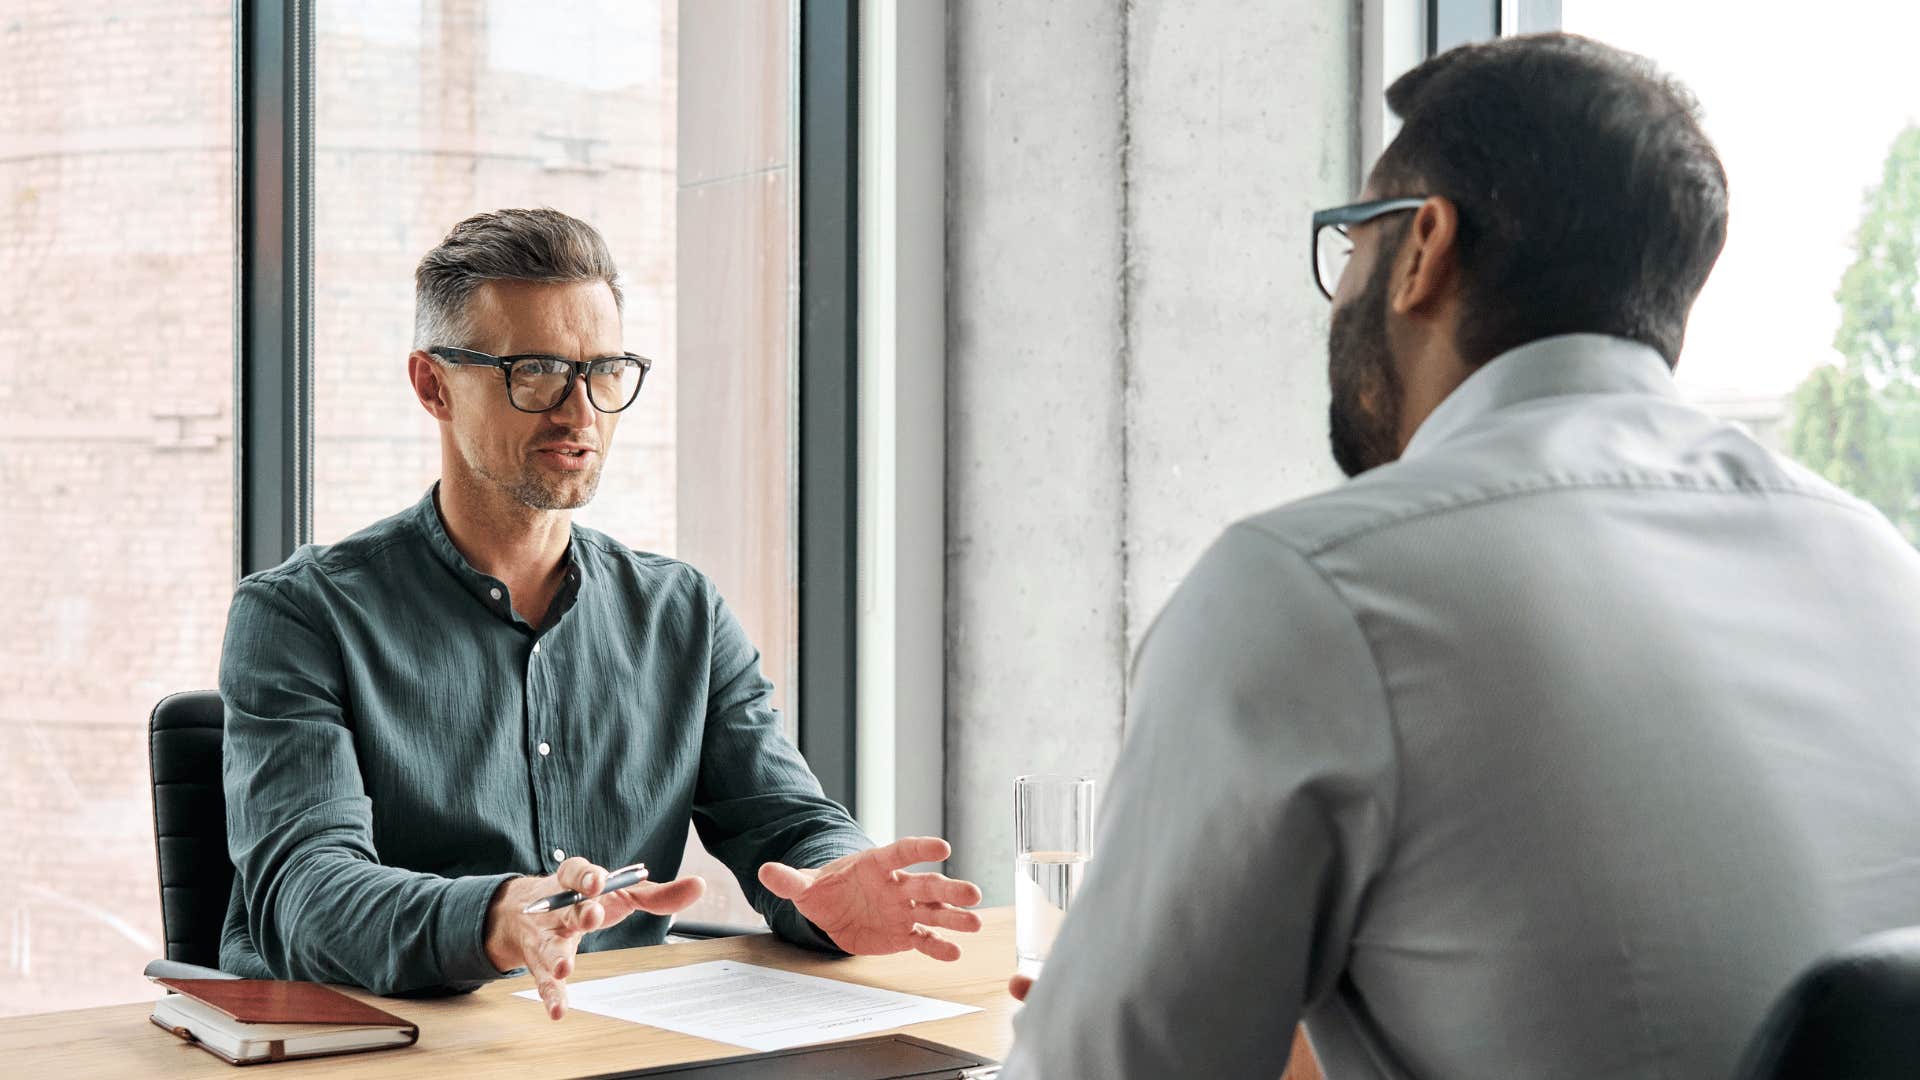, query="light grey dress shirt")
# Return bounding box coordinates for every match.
[1002,334,1920,1079]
